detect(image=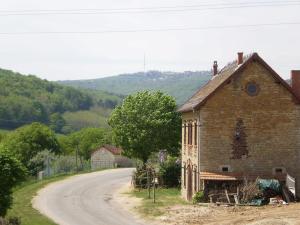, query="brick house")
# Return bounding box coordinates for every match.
[91,145,133,169]
[178,52,300,201]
